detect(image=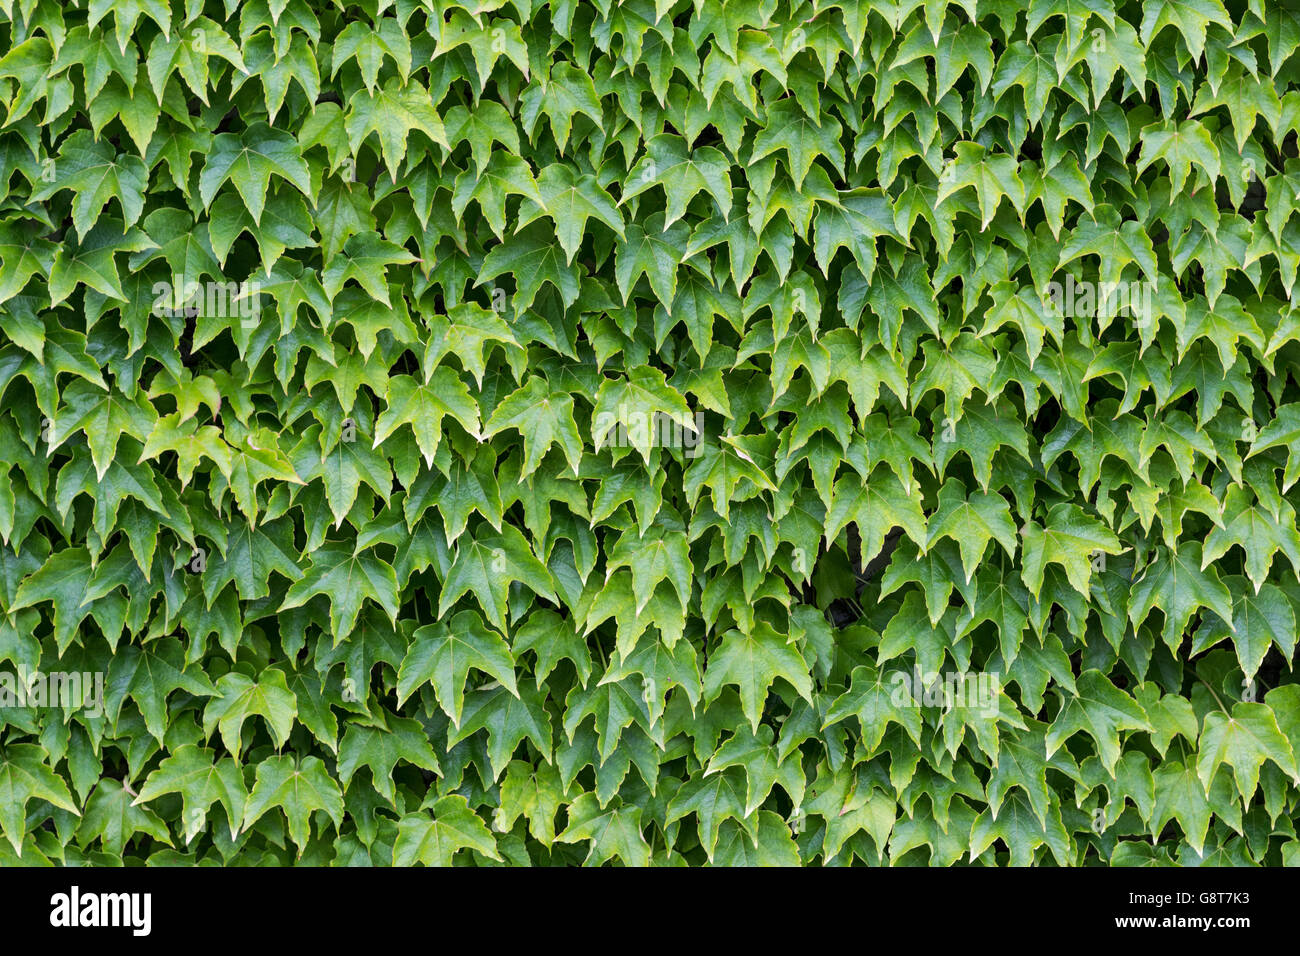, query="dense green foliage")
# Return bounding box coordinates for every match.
[2,0,1300,866]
